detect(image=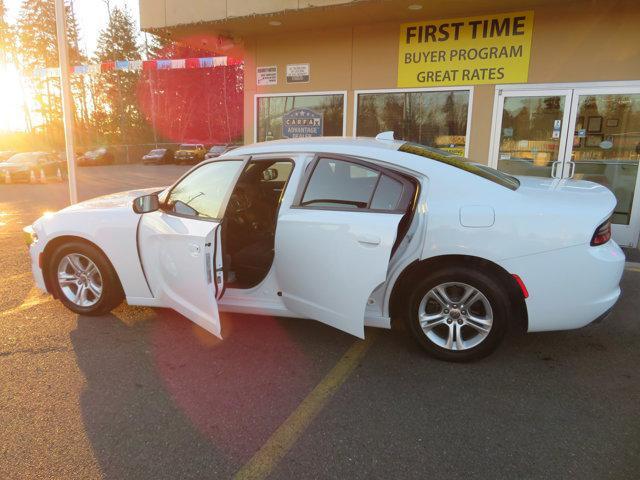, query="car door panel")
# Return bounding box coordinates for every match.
[138,212,222,337]
[274,209,403,338]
